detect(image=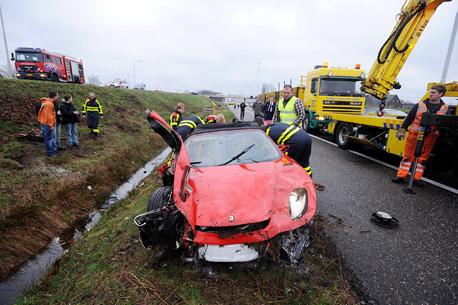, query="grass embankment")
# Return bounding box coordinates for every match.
[0,78,232,282]
[18,172,358,305]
